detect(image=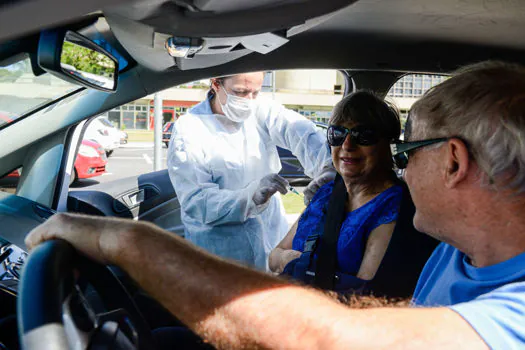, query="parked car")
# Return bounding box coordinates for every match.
[277,122,327,185]
[163,121,174,147]
[84,116,121,156]
[1,140,107,187]
[0,111,14,127]
[72,139,108,184]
